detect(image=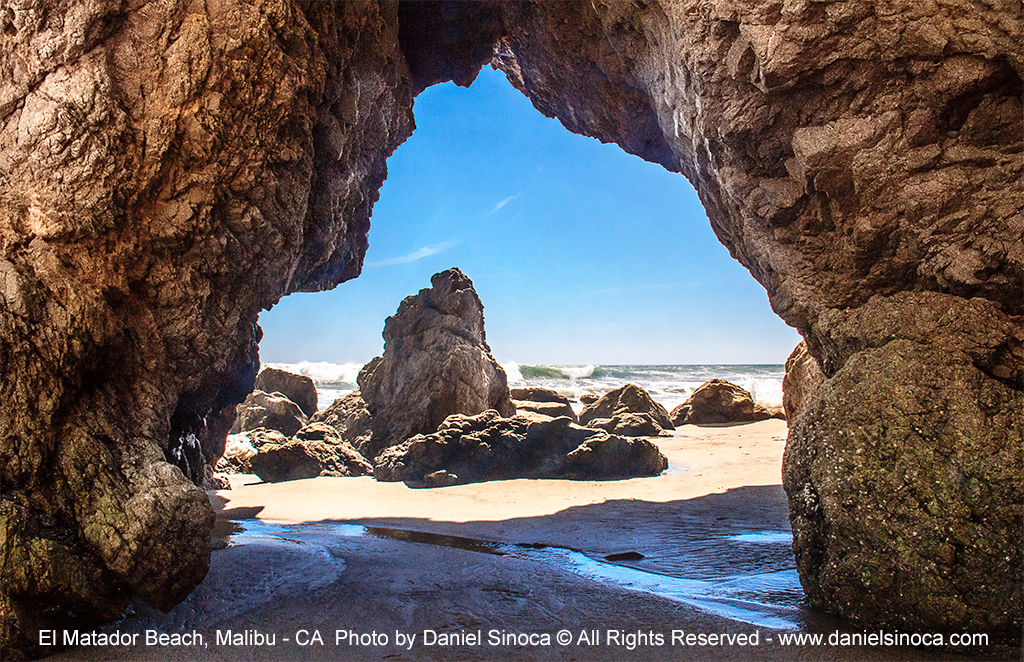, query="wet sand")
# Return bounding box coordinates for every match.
[48,420,1016,661]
